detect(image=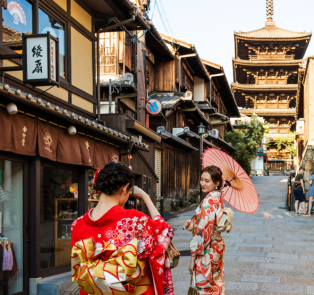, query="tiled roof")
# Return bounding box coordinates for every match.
[156,126,198,151]
[149,92,212,126]
[175,127,218,149]
[148,92,189,109]
[0,83,149,151]
[235,25,312,39]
